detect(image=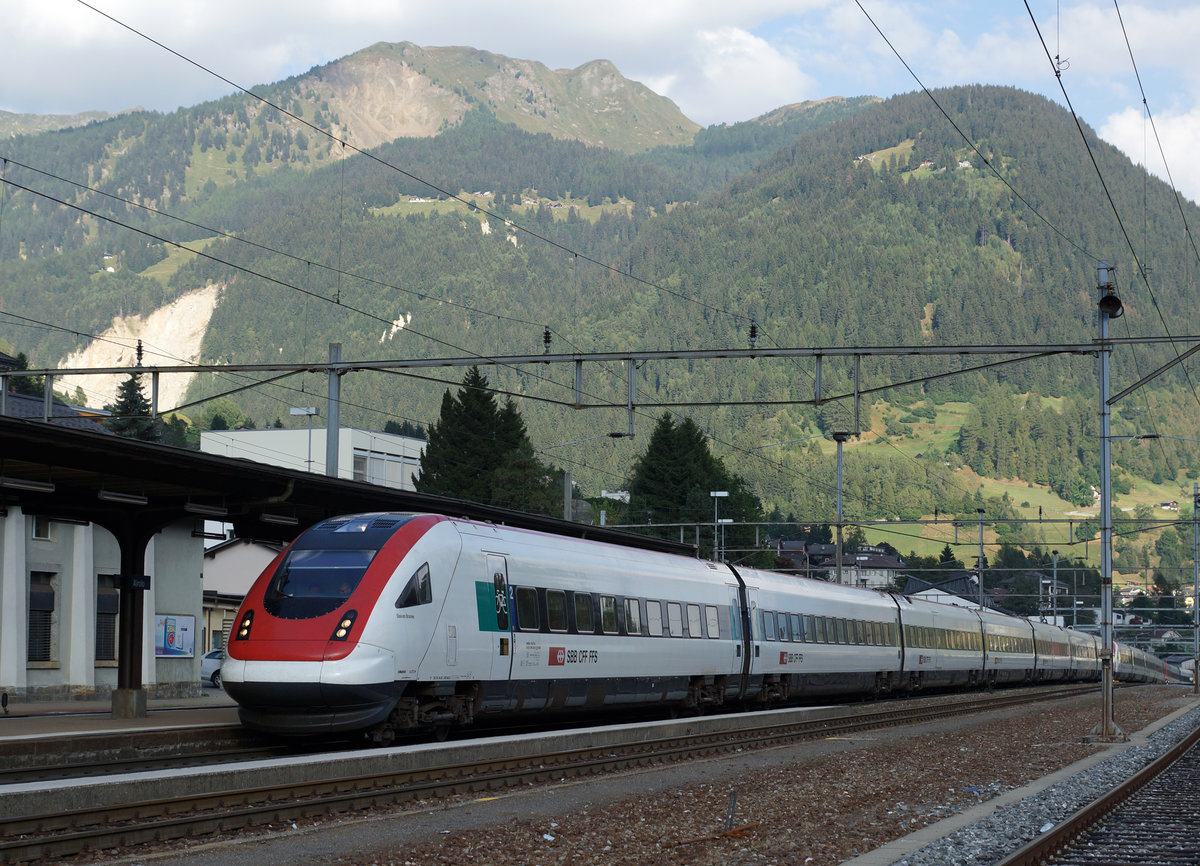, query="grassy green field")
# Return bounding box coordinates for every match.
[140,237,220,284]
[844,397,1195,571]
